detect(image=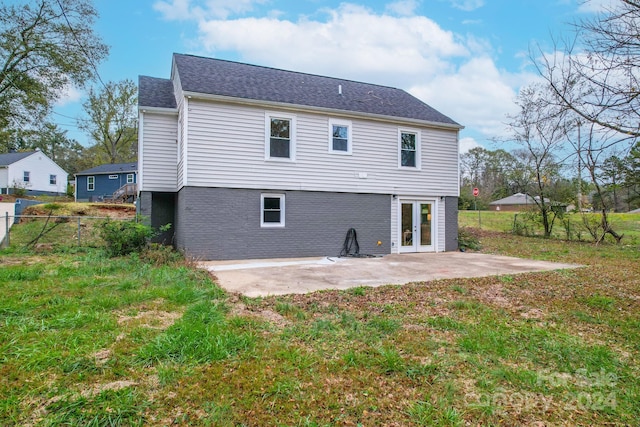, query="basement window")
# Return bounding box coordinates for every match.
[261,194,285,227]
